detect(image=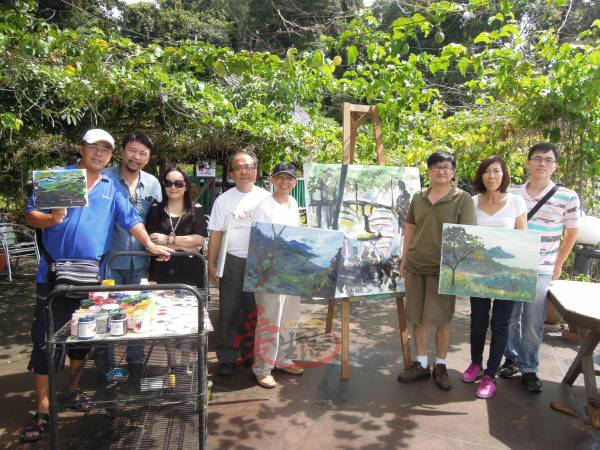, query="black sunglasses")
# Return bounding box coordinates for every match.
[164,180,186,188]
